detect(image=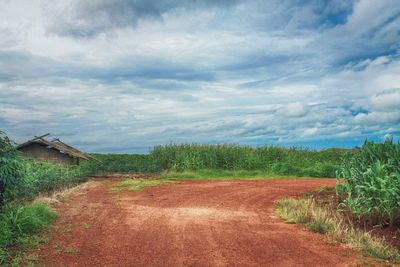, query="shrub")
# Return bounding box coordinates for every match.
[336,140,400,225]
